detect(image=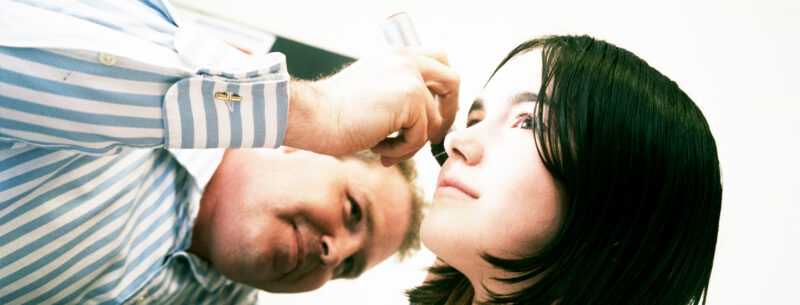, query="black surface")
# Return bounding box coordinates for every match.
[269,36,356,80]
